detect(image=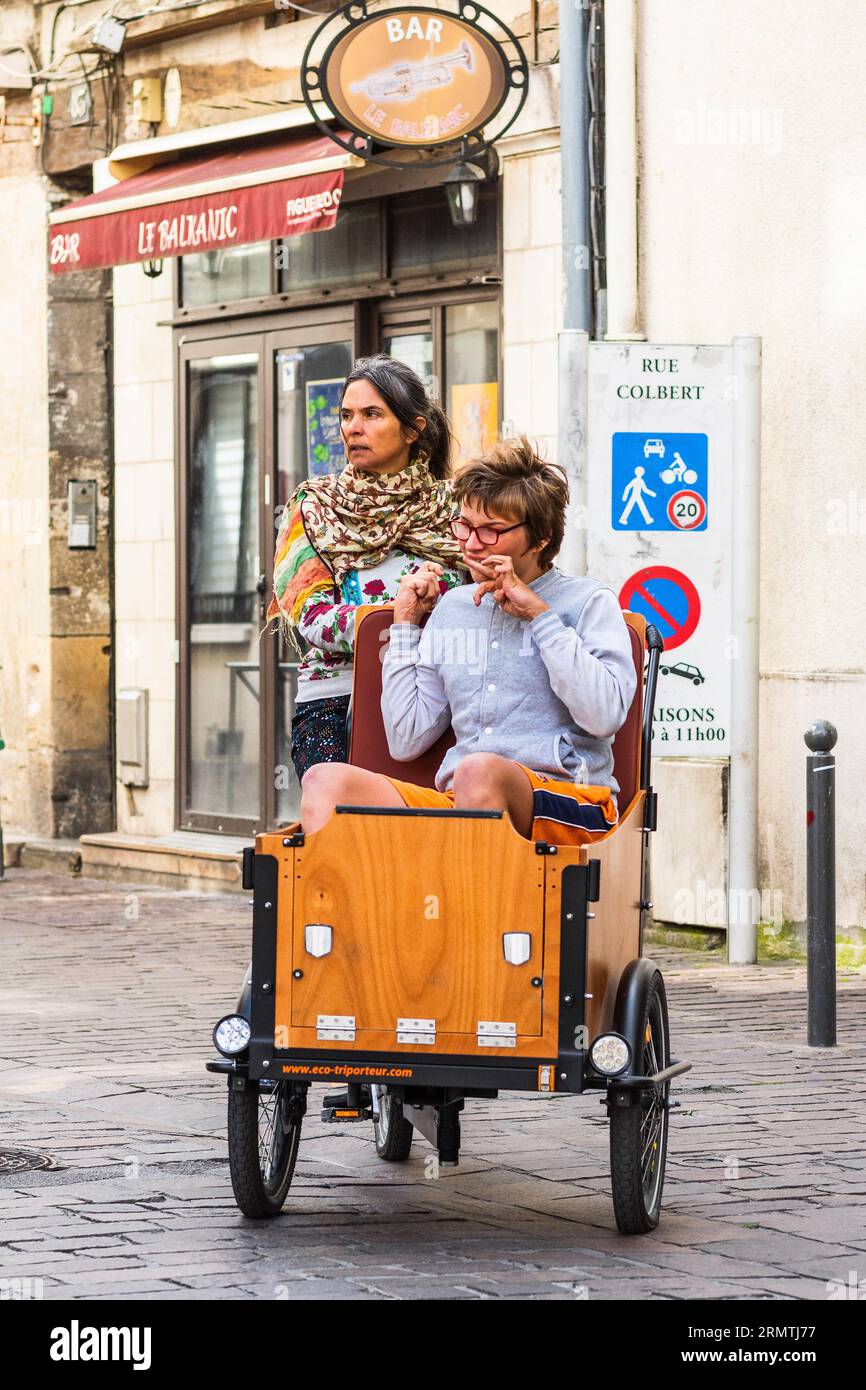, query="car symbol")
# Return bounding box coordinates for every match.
[643,438,665,459]
[660,661,705,685]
